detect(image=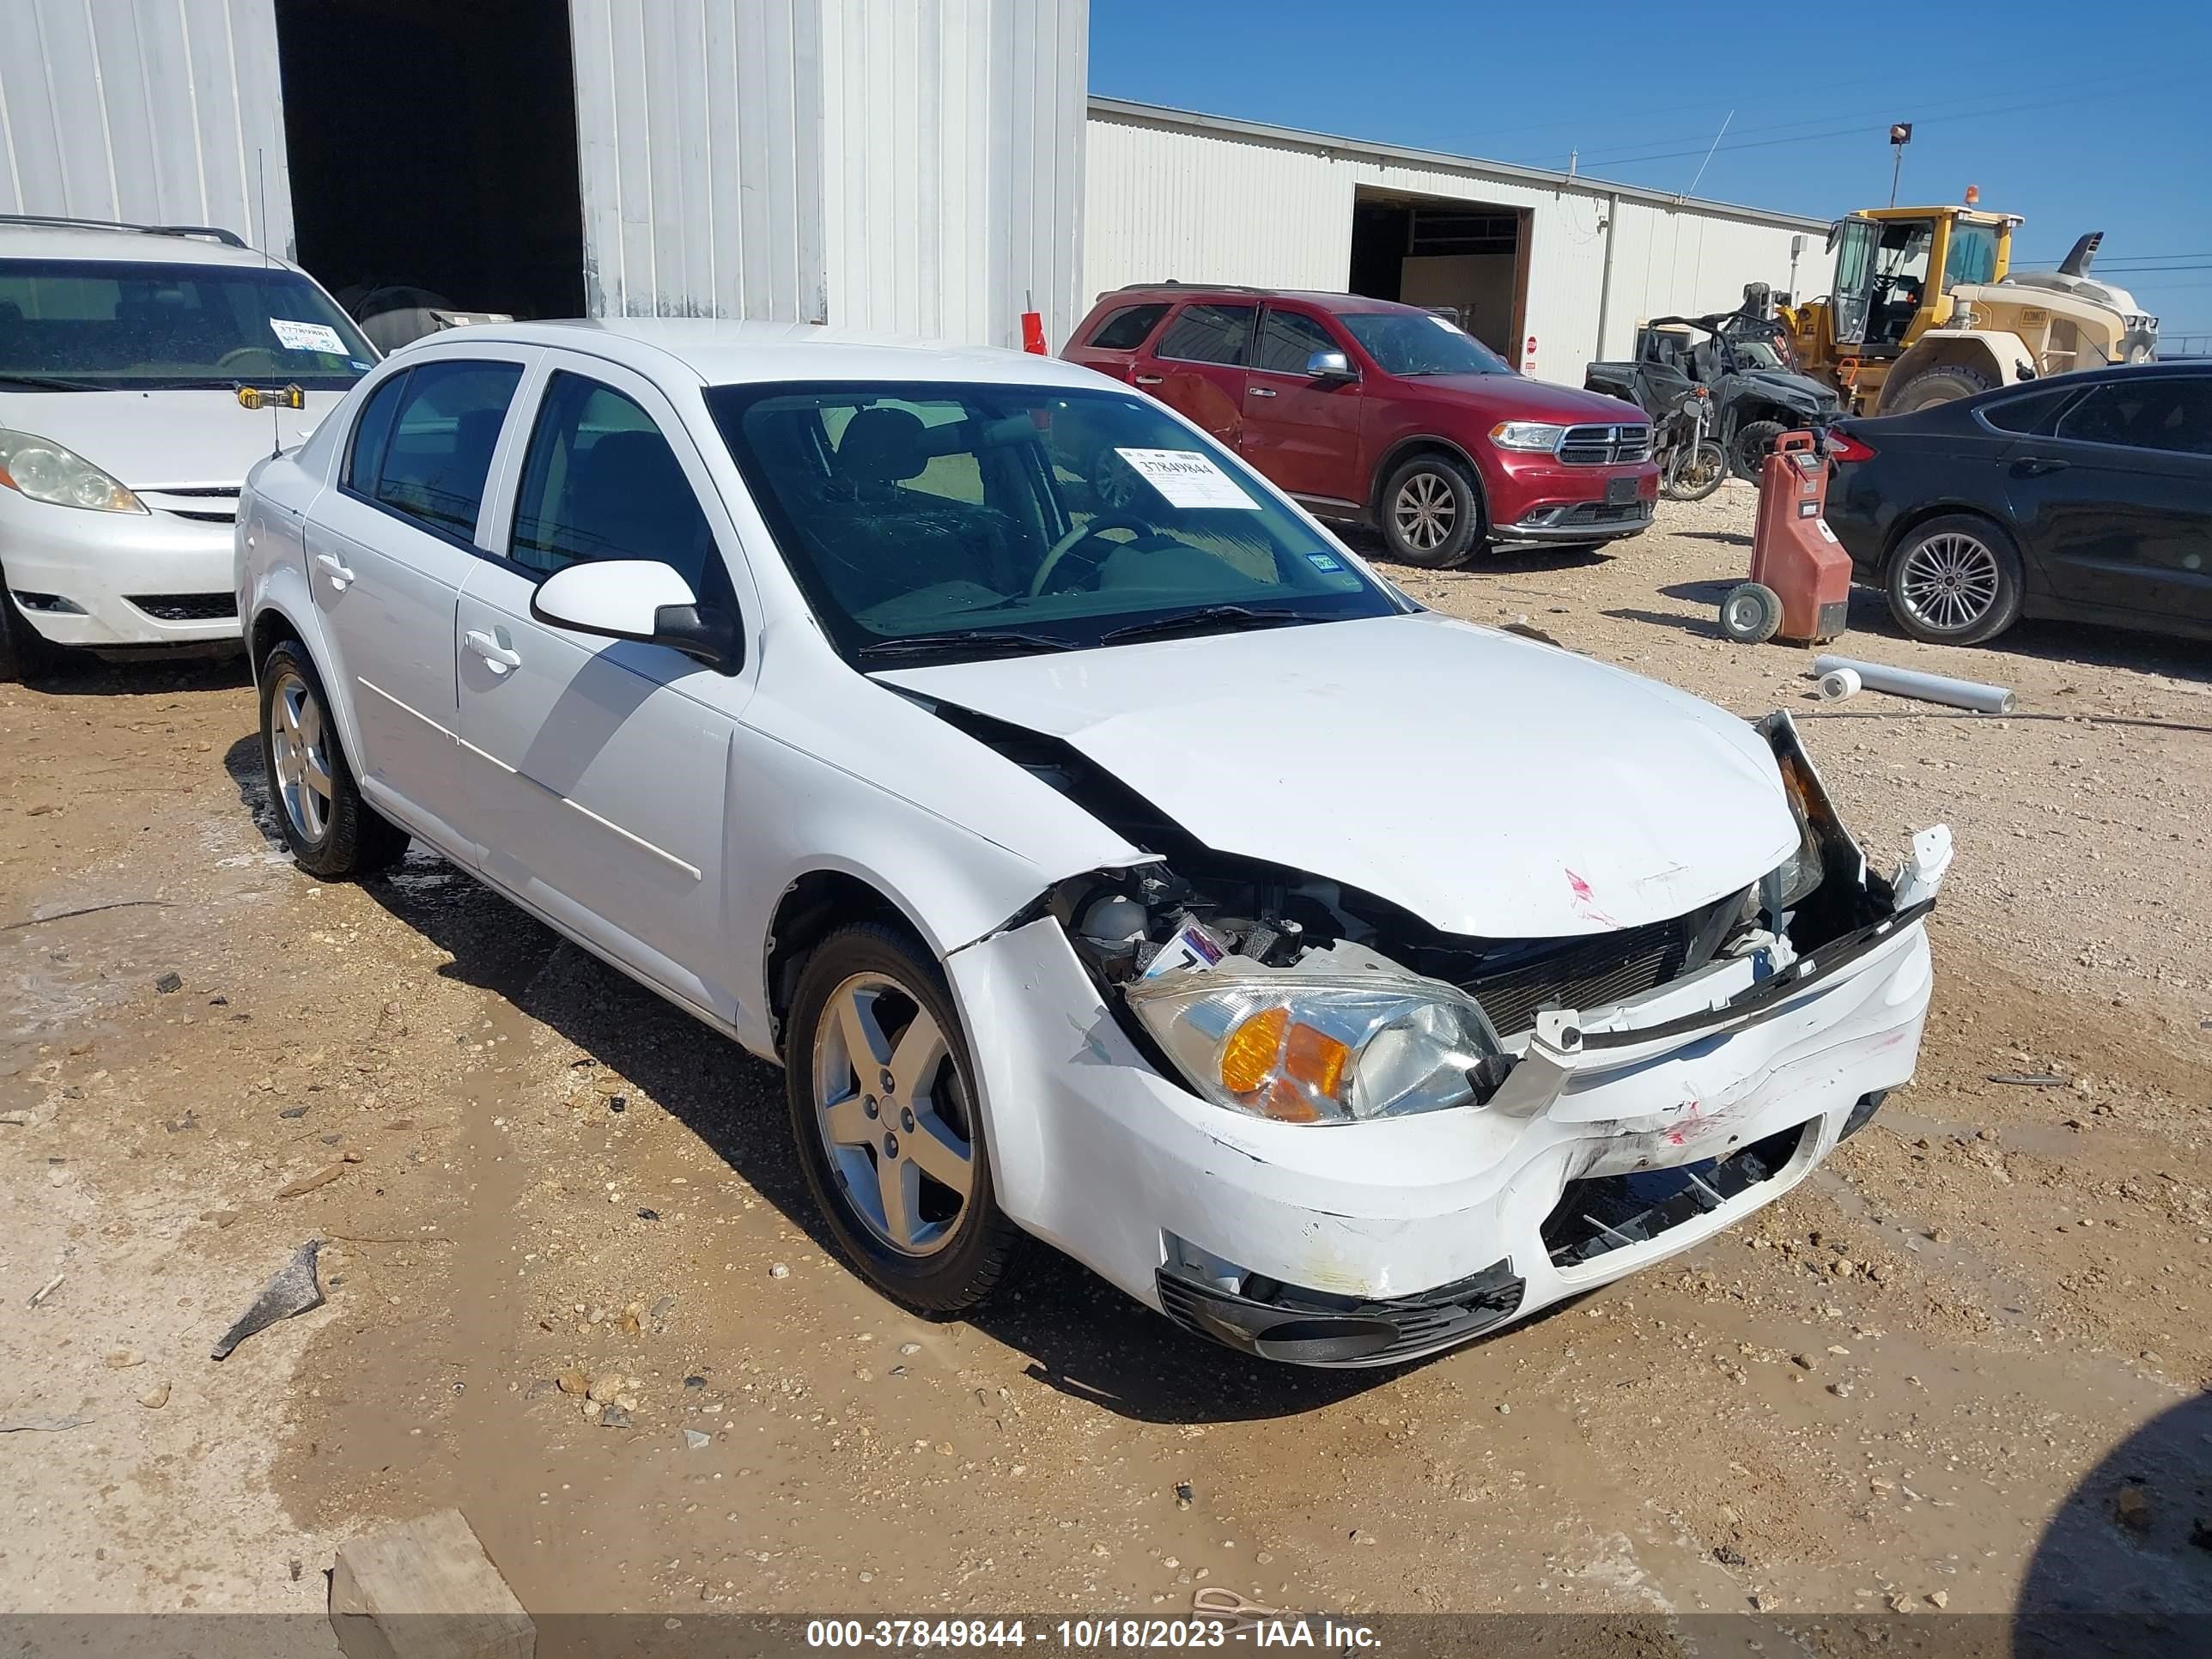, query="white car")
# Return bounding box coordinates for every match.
[234,319,1949,1367]
[0,216,375,679]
